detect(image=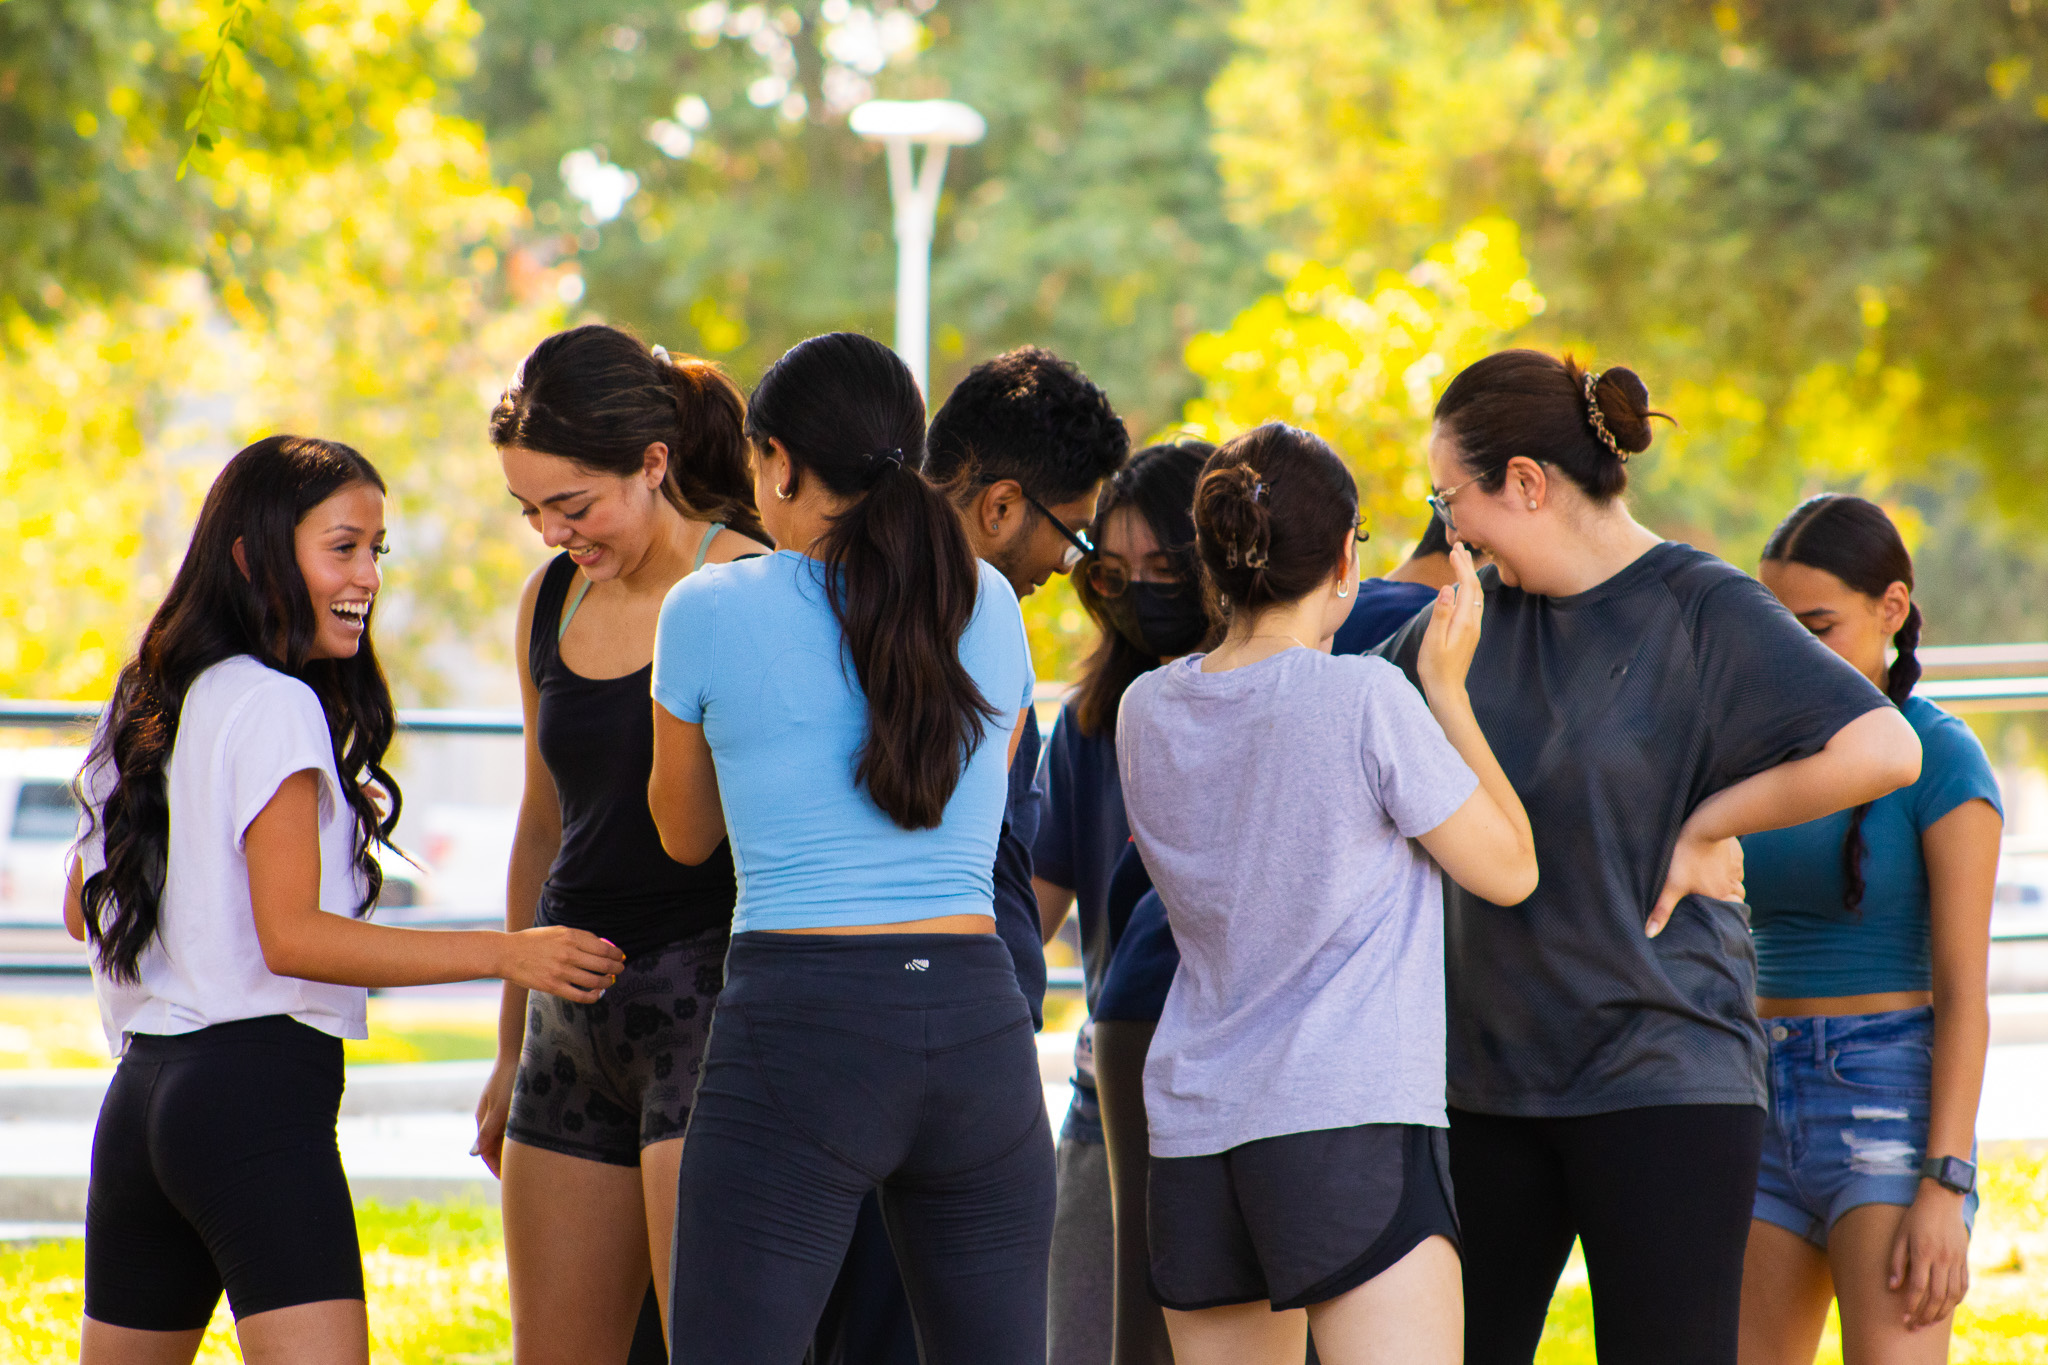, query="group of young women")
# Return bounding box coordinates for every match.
[62,323,1997,1365]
